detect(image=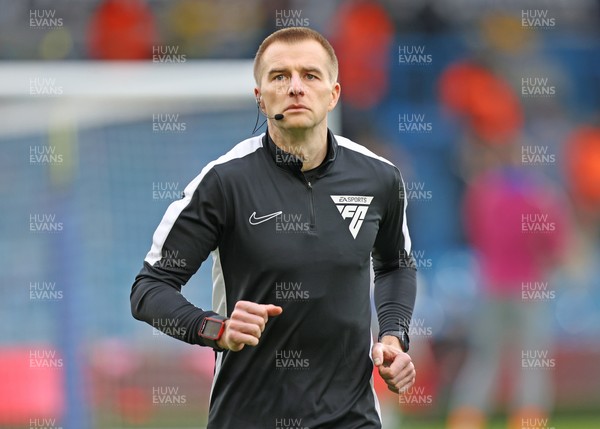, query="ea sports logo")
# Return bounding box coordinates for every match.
[330,195,374,239]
